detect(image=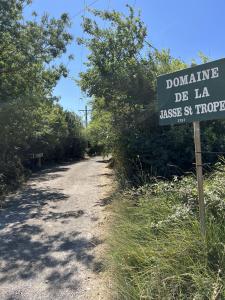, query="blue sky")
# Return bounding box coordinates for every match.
[24,0,225,122]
